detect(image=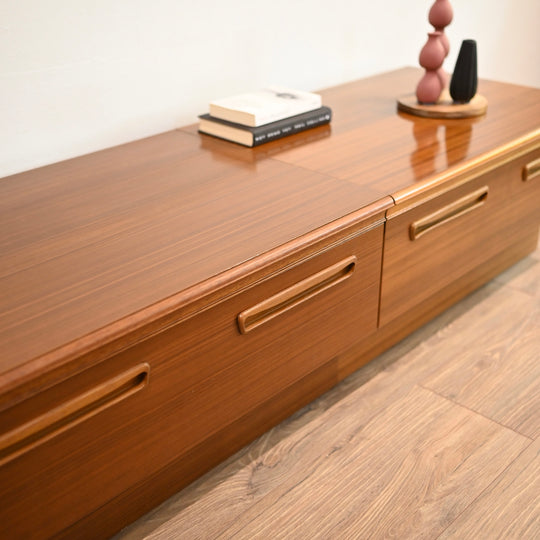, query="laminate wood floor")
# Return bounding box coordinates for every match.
[116,242,540,540]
